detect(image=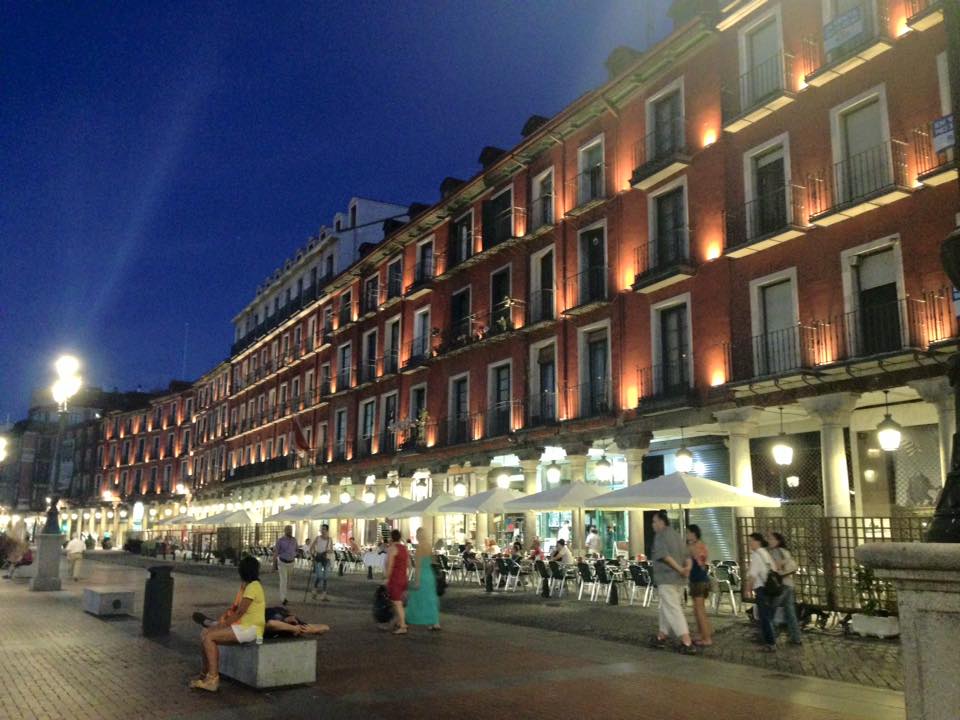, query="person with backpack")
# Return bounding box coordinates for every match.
[767,531,802,646]
[746,532,779,652]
